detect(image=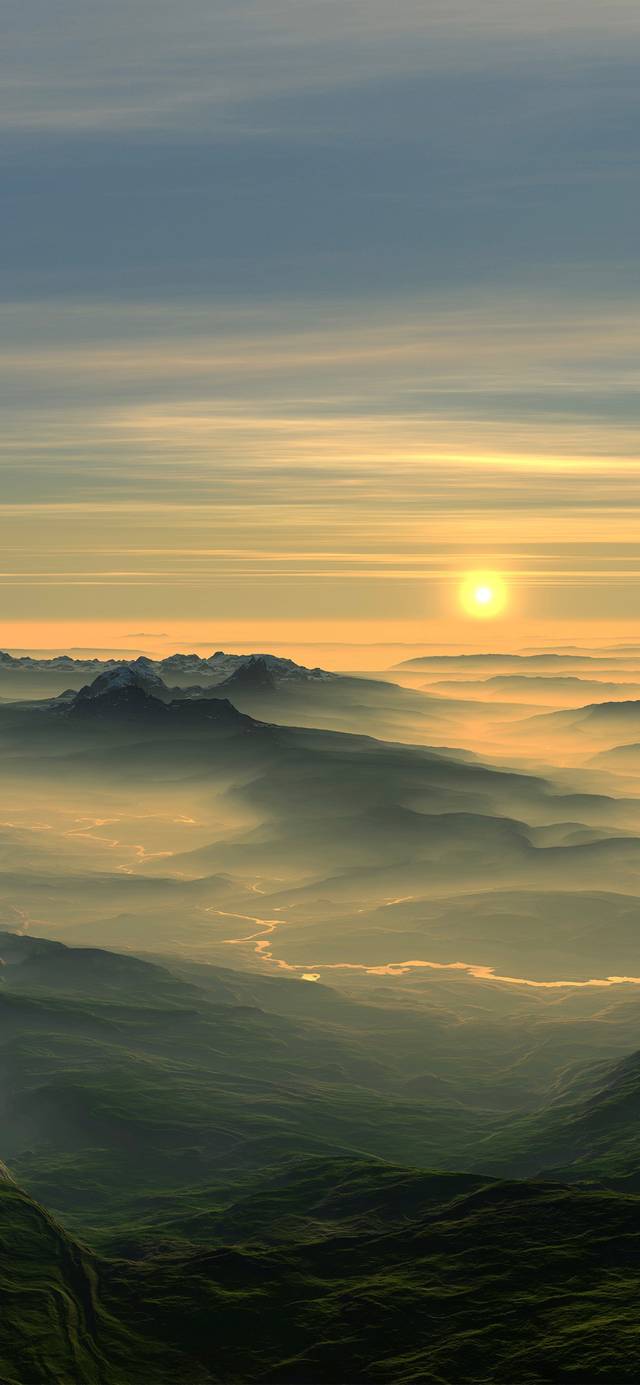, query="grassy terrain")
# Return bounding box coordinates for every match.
[5,933,640,1381]
[5,931,640,1235]
[0,932,499,1238]
[4,1162,640,1384]
[474,1044,640,1185]
[0,1177,186,1385]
